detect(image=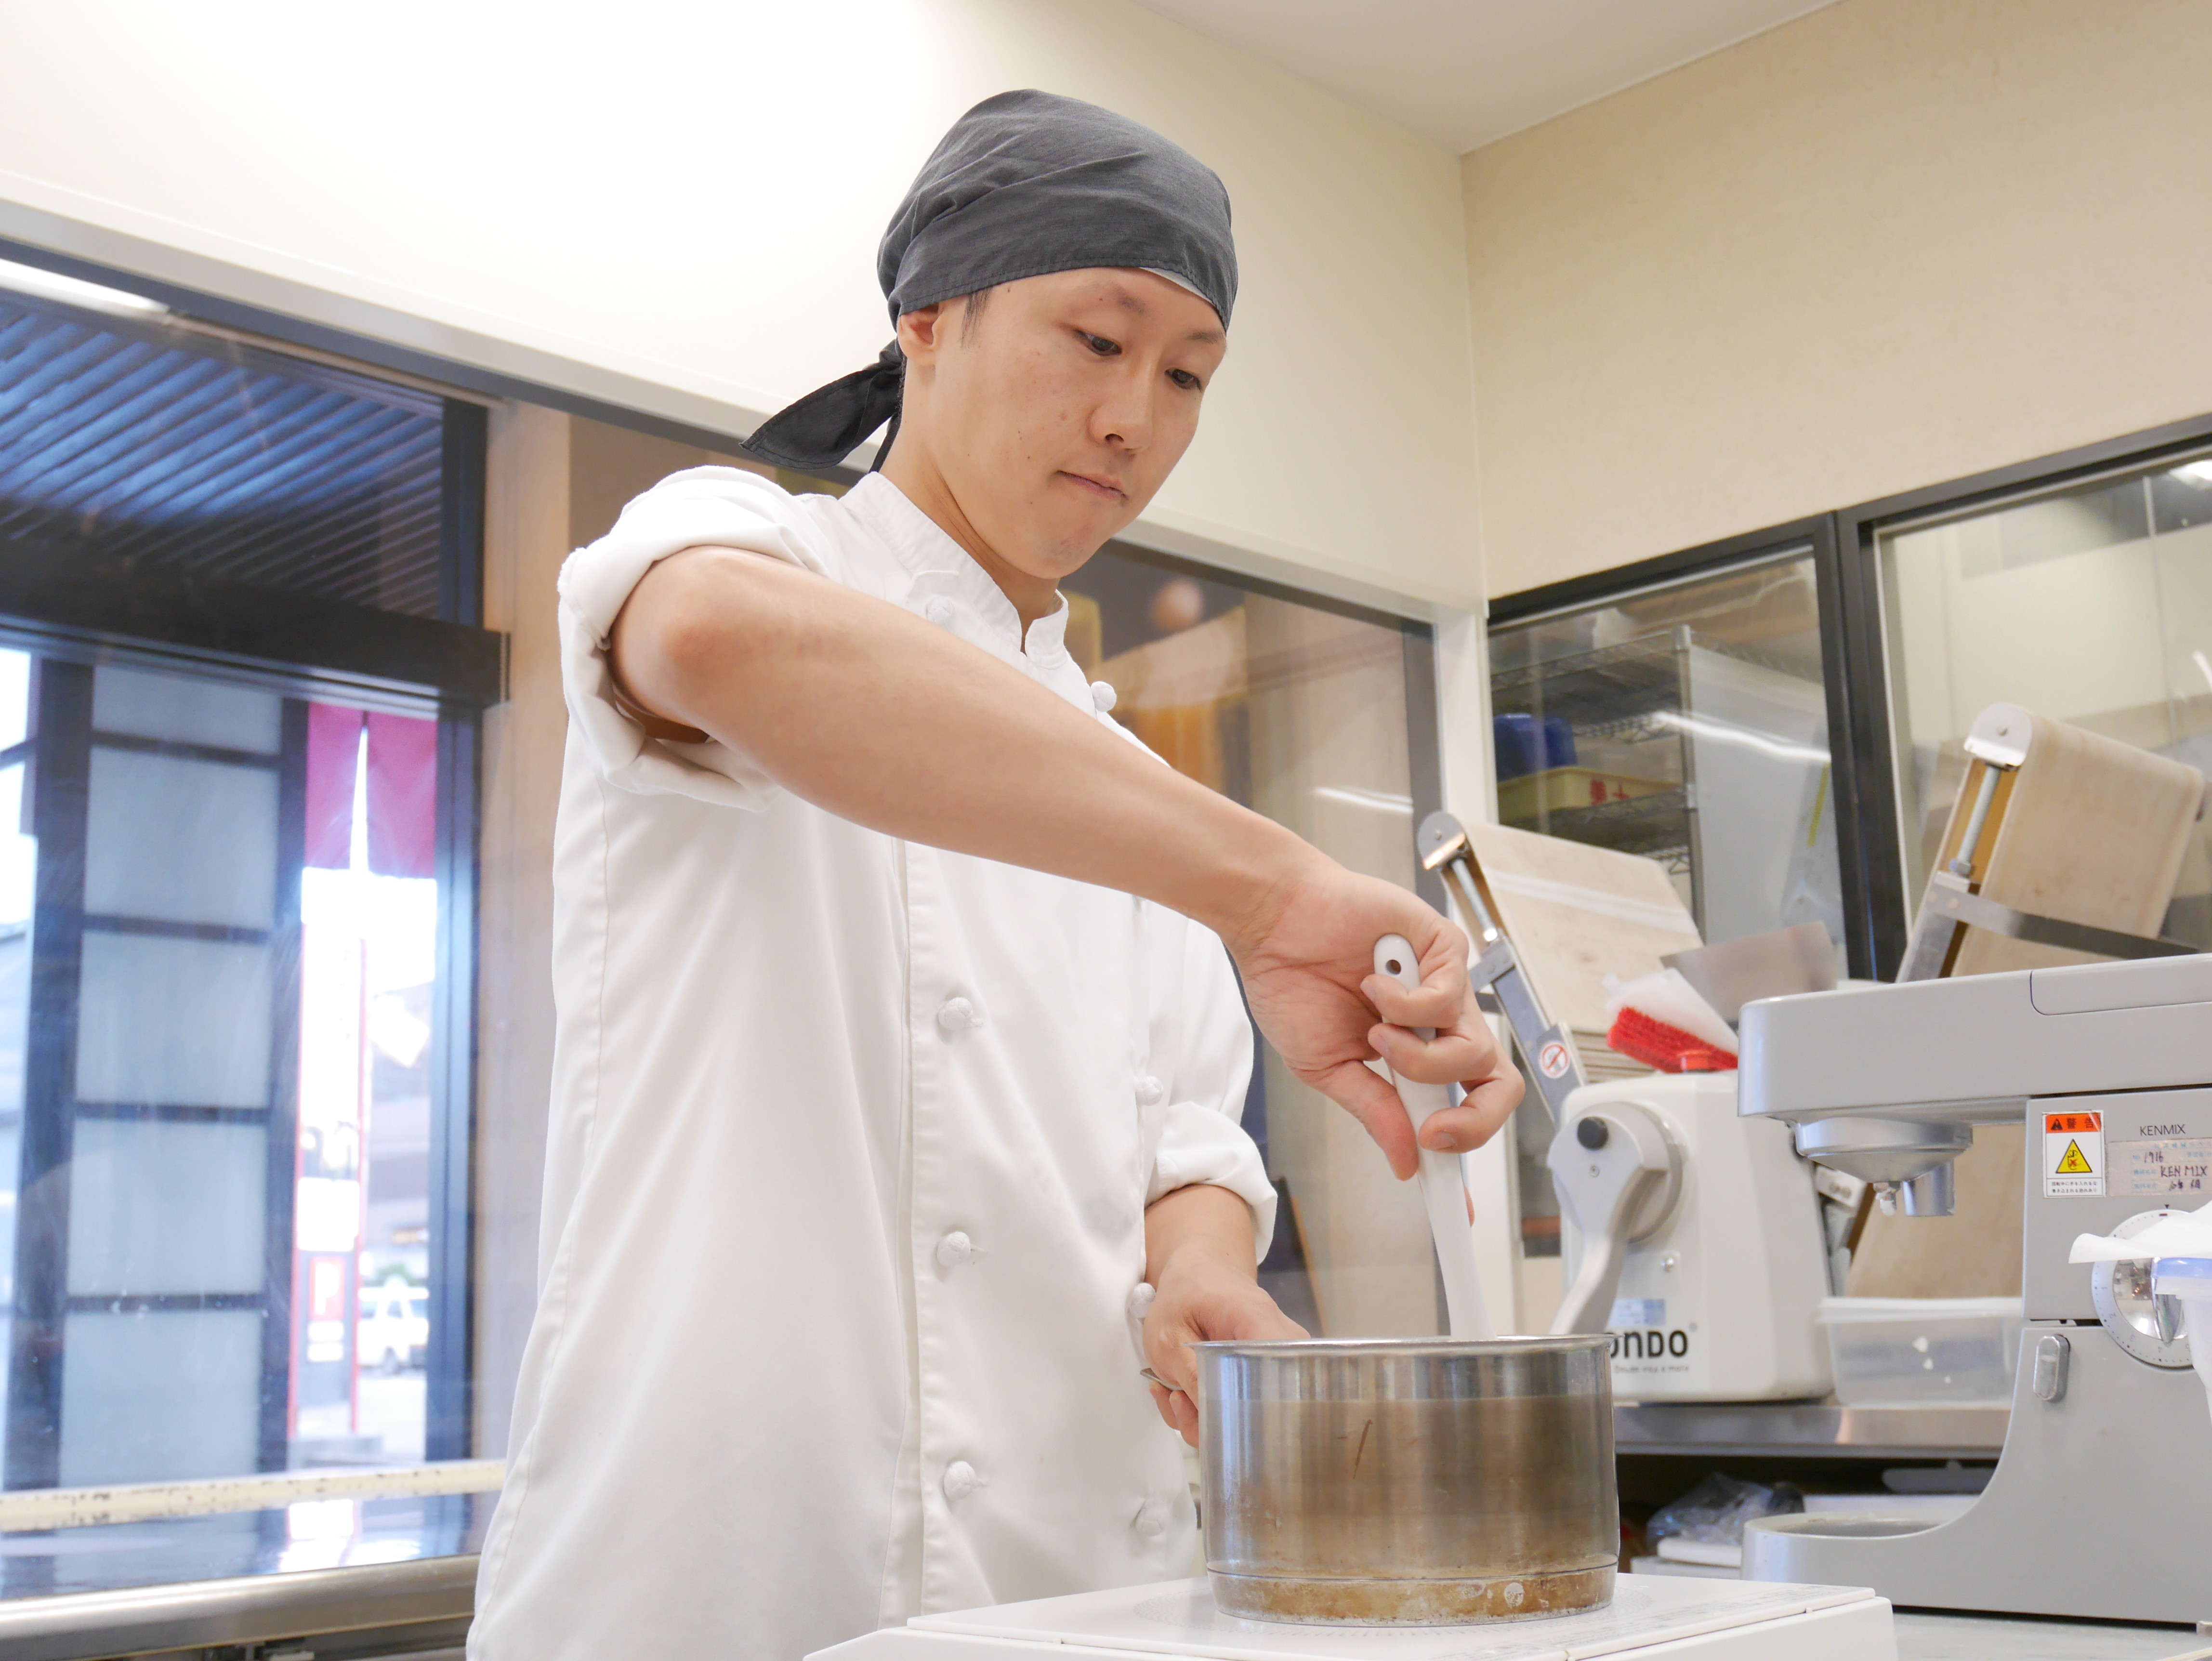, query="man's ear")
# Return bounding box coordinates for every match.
[896,303,949,367]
